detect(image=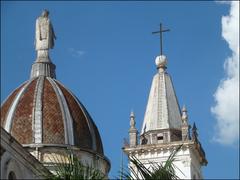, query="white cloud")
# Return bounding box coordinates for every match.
[211,1,239,145]
[69,48,85,58]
